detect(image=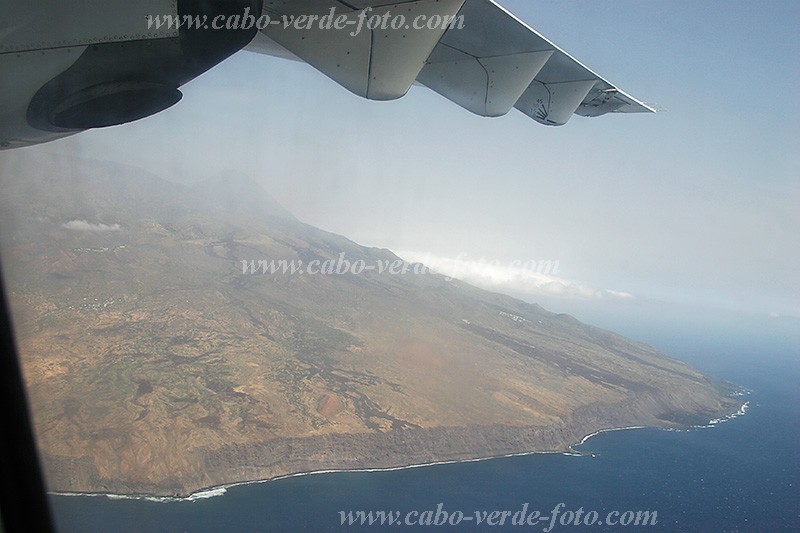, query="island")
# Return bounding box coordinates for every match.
[0,153,742,497]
